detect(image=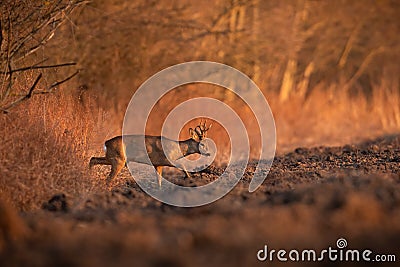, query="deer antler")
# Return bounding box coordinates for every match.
[194,119,212,139]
